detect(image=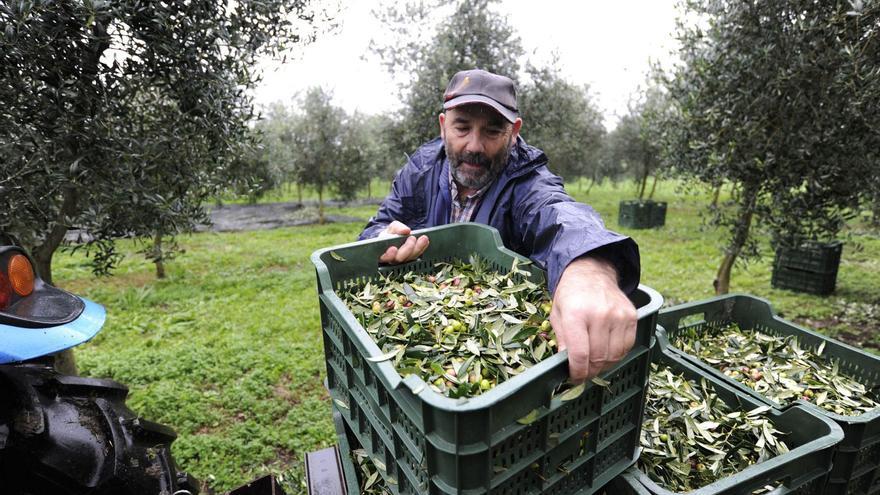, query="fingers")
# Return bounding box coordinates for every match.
[551,271,638,382]
[394,235,419,262]
[412,235,430,258]
[551,297,593,383]
[606,305,637,369]
[378,245,399,264]
[560,310,592,383]
[588,316,611,378]
[378,235,430,264]
[386,221,411,236]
